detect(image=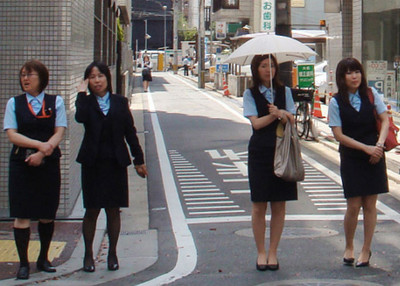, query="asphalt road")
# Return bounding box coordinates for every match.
[117,72,400,286]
